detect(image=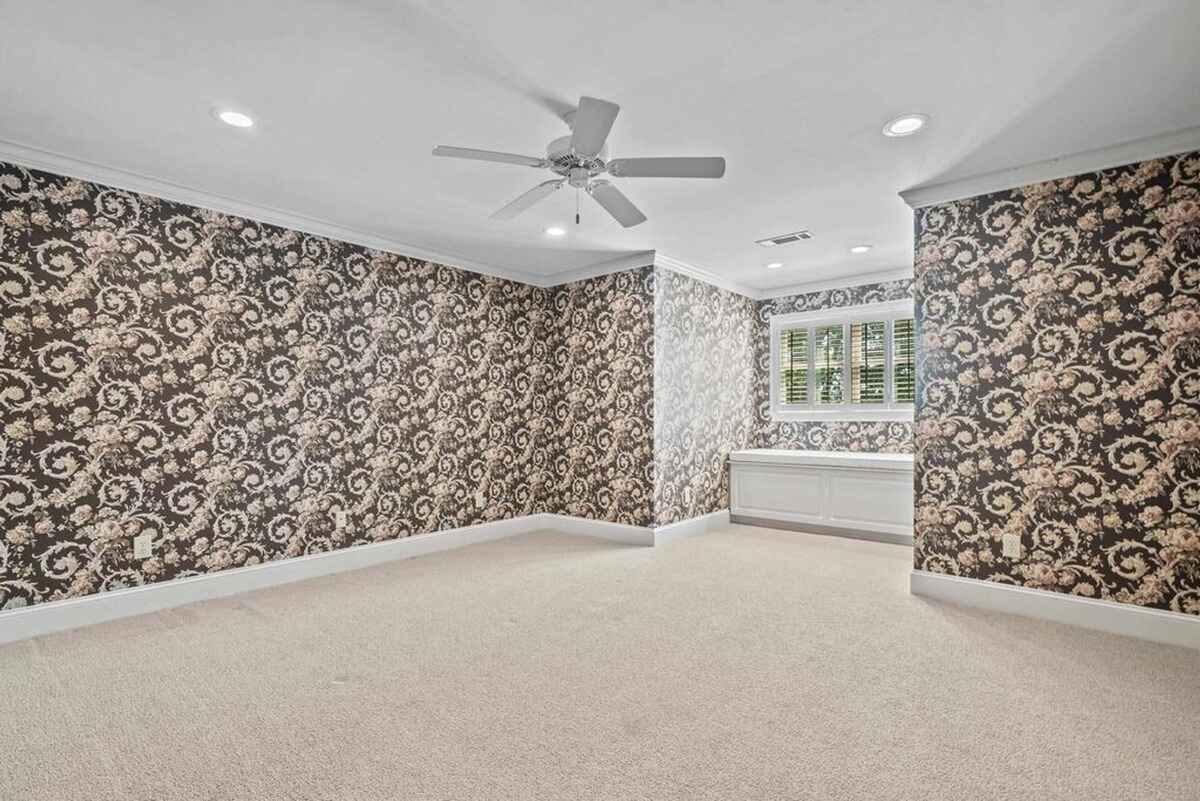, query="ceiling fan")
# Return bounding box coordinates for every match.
[432,96,726,228]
